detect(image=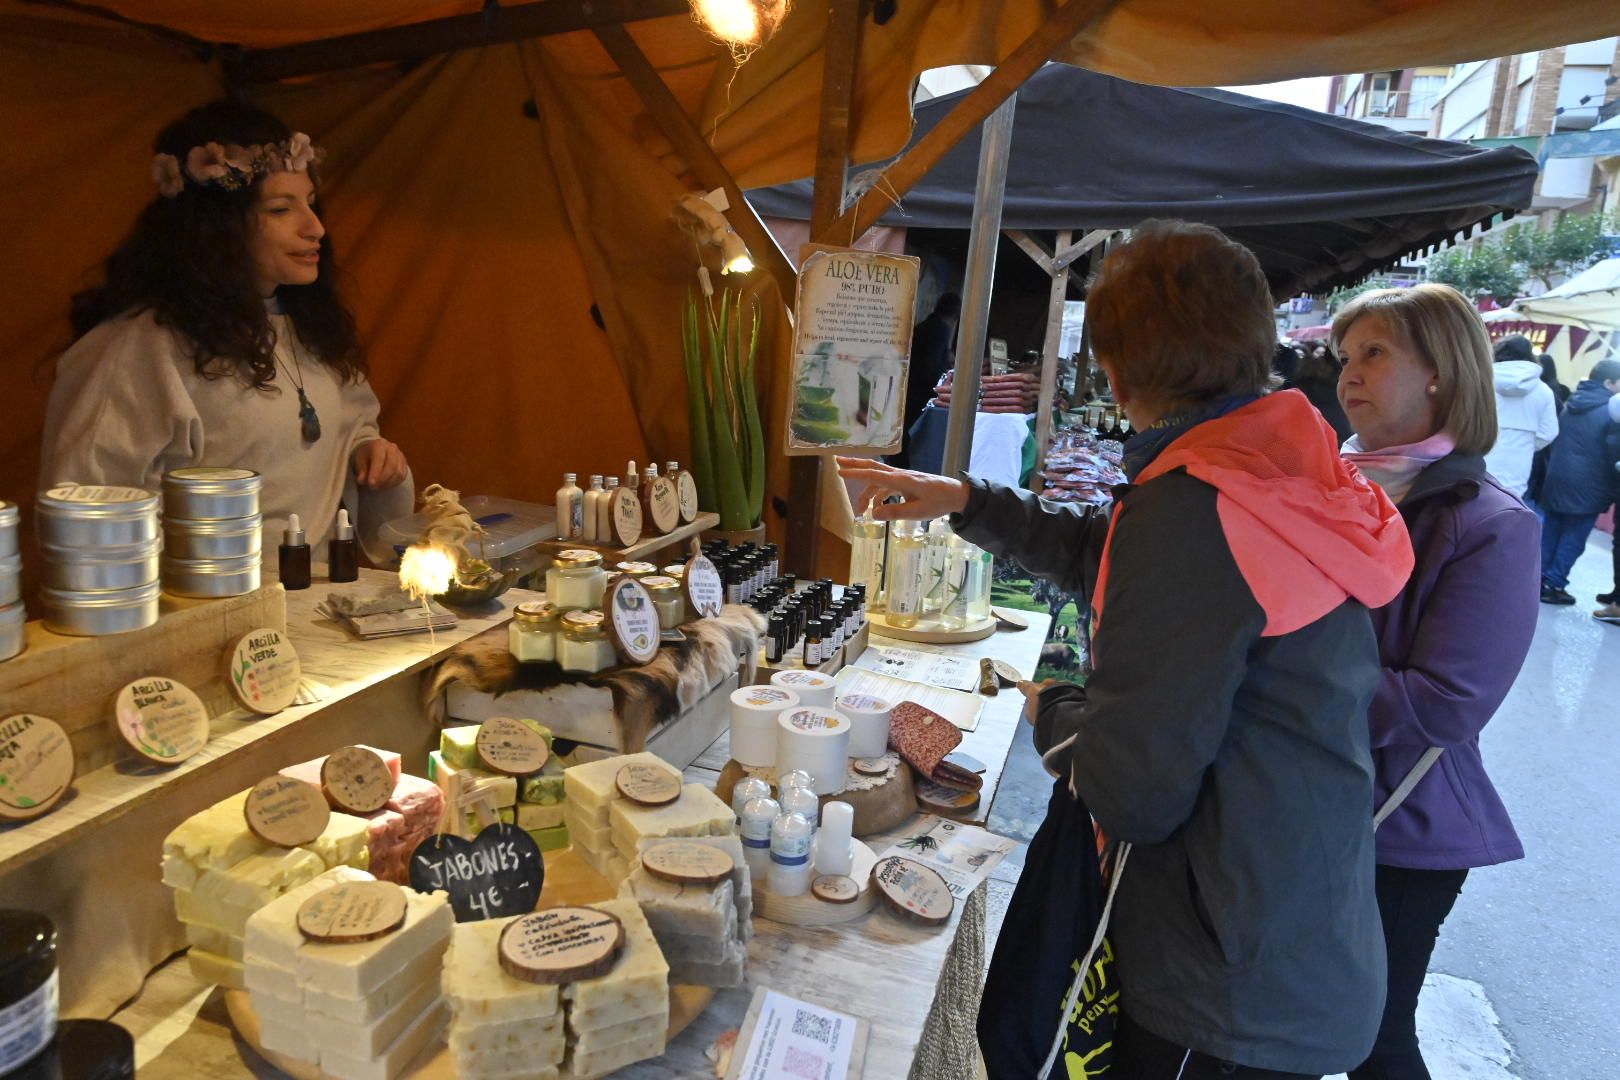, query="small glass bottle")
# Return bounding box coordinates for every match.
[779,782,820,827]
[779,768,815,794]
[922,518,952,617]
[731,776,772,821]
[849,508,887,613]
[768,811,814,897]
[555,473,584,540]
[803,618,822,668]
[884,520,927,628]
[941,533,990,630]
[740,795,781,877]
[582,475,605,542]
[643,575,684,629]
[598,477,619,541]
[558,609,616,673]
[509,600,561,663]
[725,564,745,606]
[765,615,786,664]
[546,549,608,611]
